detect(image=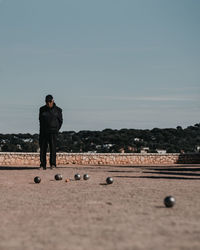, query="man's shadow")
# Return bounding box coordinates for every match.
[112,165,200,180]
[0,166,39,170]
